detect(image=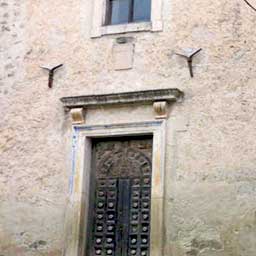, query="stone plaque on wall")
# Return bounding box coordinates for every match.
[113,42,134,70]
